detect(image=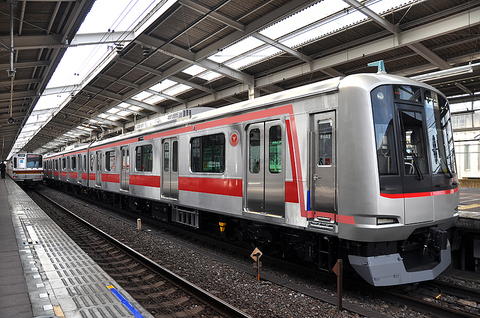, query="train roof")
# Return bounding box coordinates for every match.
[44,73,441,159]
